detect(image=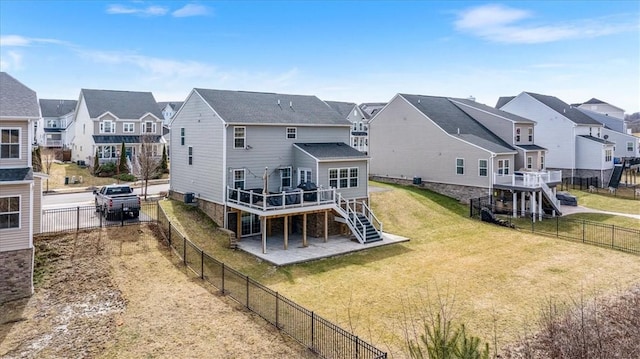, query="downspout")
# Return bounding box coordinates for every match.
[489,152,496,196]
[571,124,576,179]
[223,123,229,229]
